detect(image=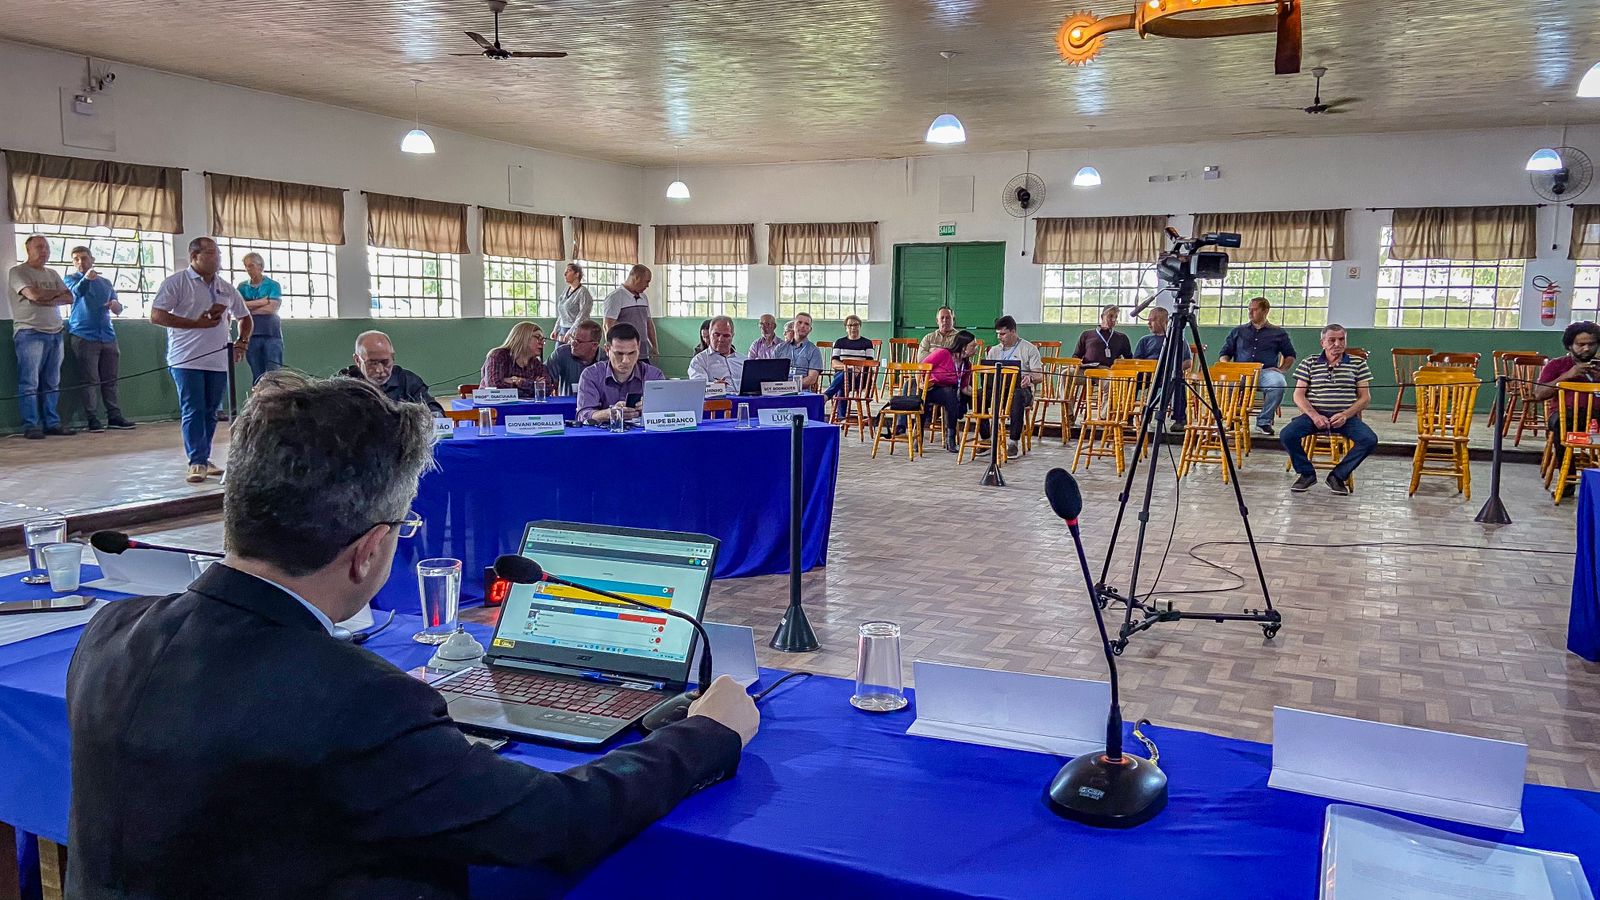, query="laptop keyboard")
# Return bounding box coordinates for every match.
[443,667,664,721]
